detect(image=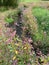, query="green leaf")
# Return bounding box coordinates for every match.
[5,17,14,23]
